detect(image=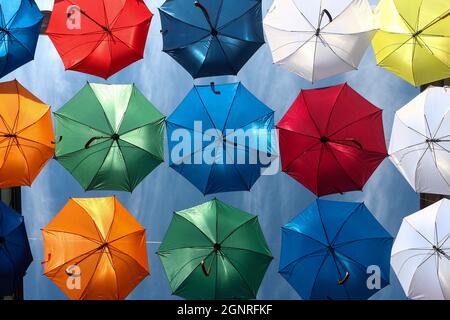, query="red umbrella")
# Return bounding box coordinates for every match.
[277,83,387,197]
[46,0,152,79]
